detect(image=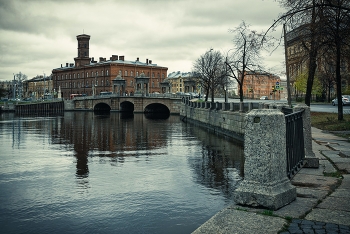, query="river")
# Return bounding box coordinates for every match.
[0,112,244,234]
